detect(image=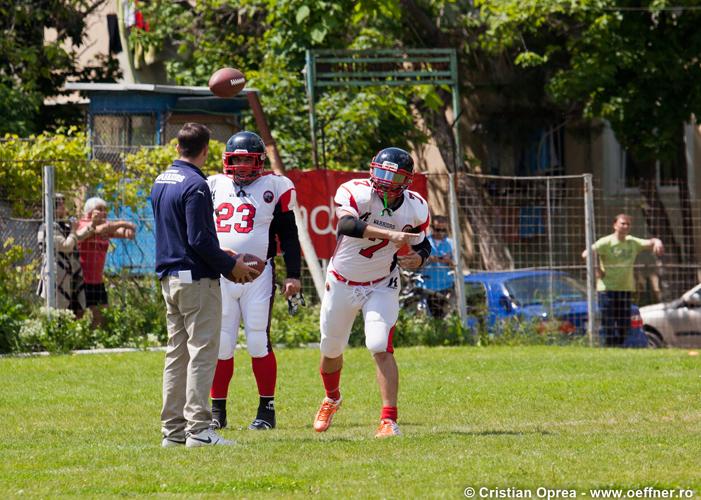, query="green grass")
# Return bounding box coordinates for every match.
[1,346,699,498]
